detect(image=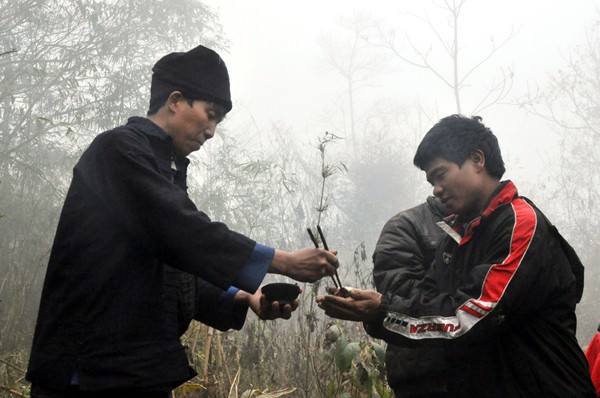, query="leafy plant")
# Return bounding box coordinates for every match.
[322,323,391,398]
